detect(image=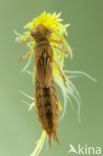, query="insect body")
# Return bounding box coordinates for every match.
[18,24,70,145]
[32,25,59,145]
